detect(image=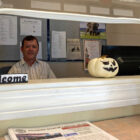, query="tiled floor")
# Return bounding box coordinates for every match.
[93,115,140,140]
